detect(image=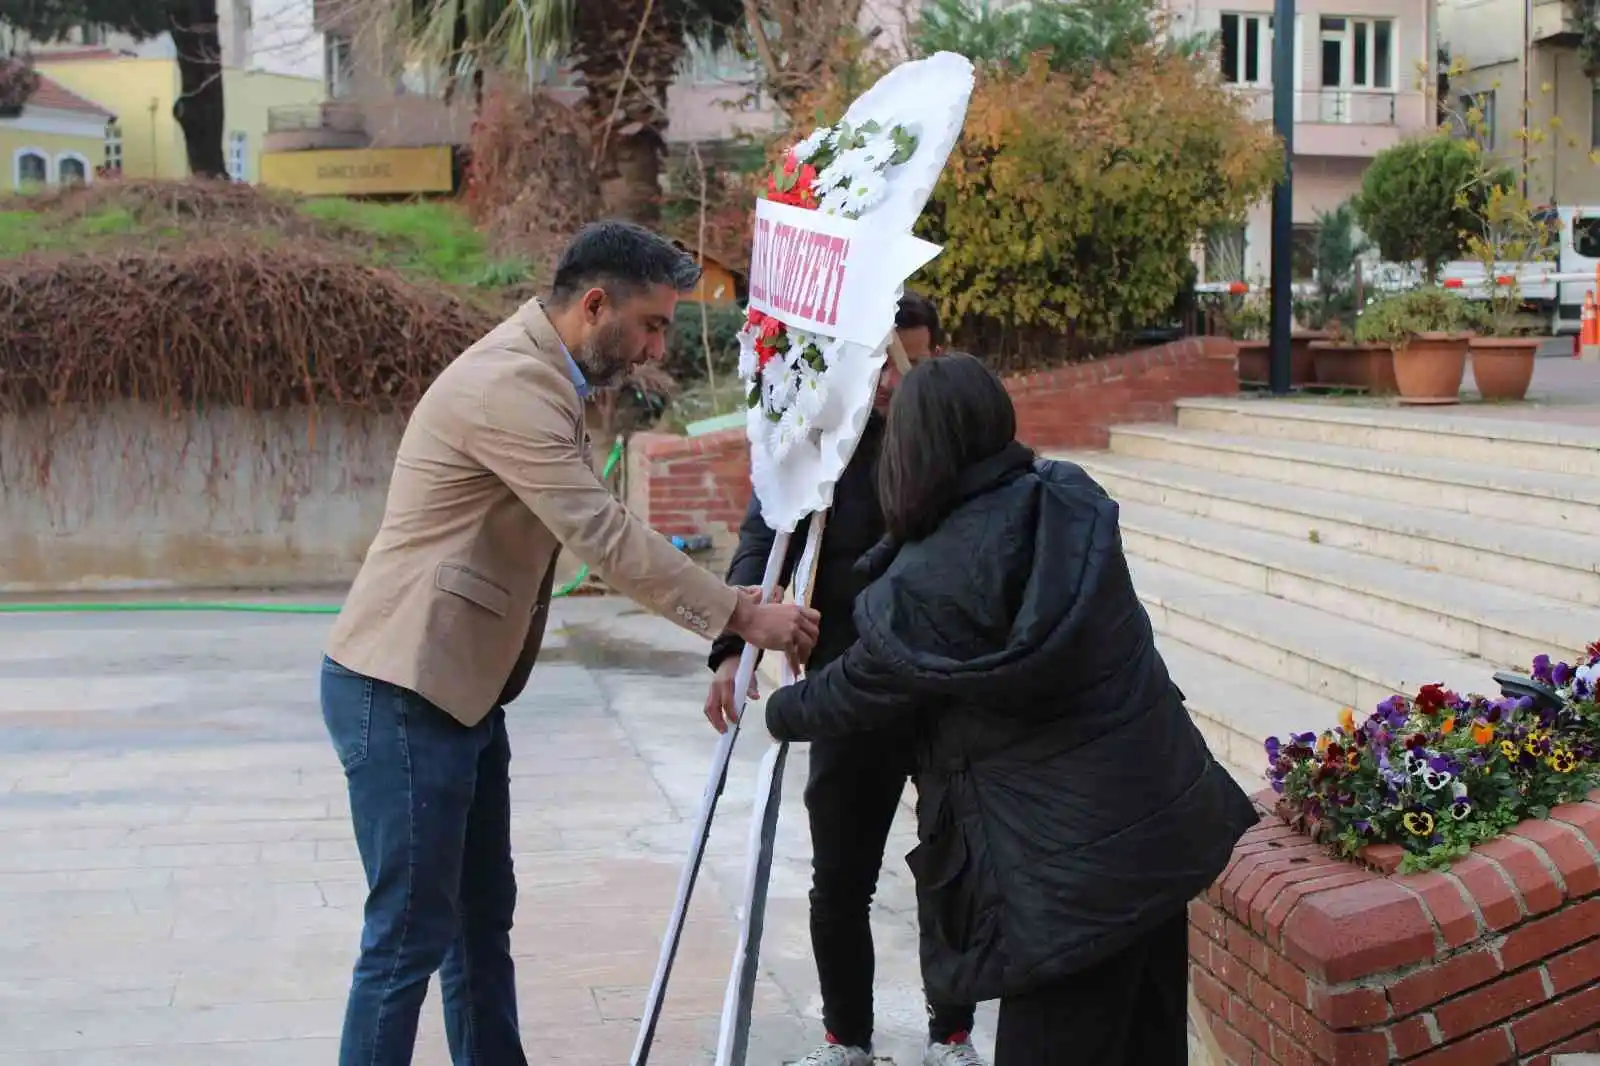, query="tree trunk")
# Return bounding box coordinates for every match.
[167,0,227,179]
[600,131,664,225]
[571,0,683,225]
